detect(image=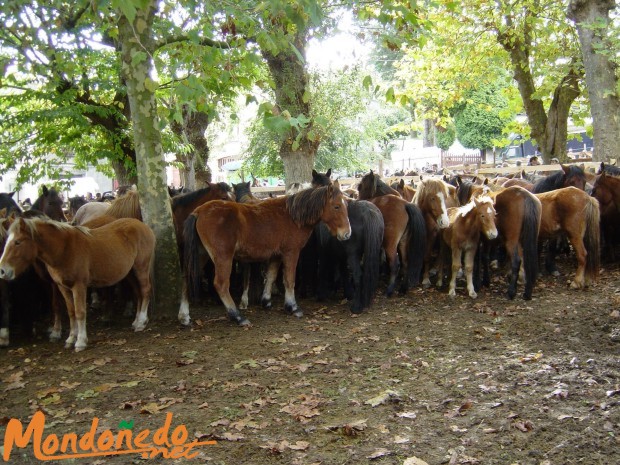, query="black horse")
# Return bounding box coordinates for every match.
[316,200,384,313]
[533,164,586,193]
